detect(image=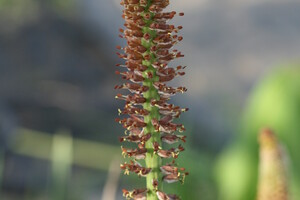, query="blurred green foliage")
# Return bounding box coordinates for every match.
[12,128,121,171]
[215,64,300,200]
[0,0,39,19]
[0,0,74,18]
[0,0,73,9]
[50,130,73,200]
